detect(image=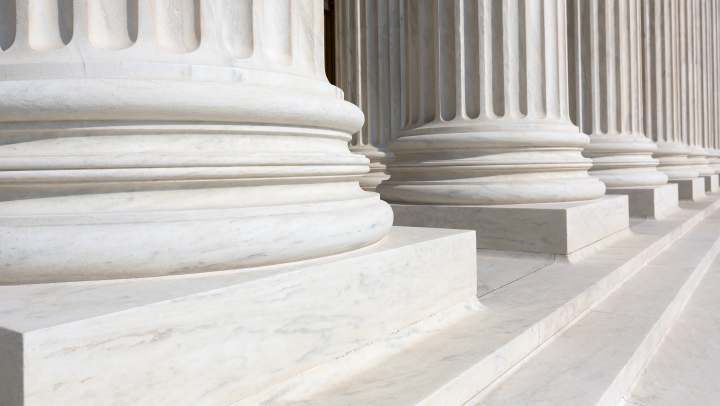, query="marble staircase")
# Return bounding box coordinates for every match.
[236,193,720,405]
[472,203,720,405]
[621,254,720,405]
